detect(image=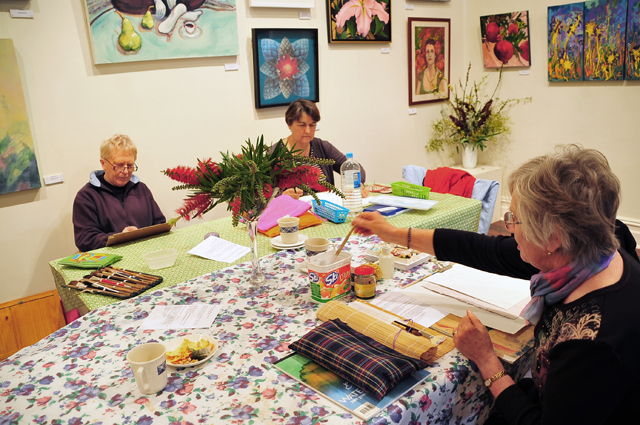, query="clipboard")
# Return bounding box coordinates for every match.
[106,223,172,247]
